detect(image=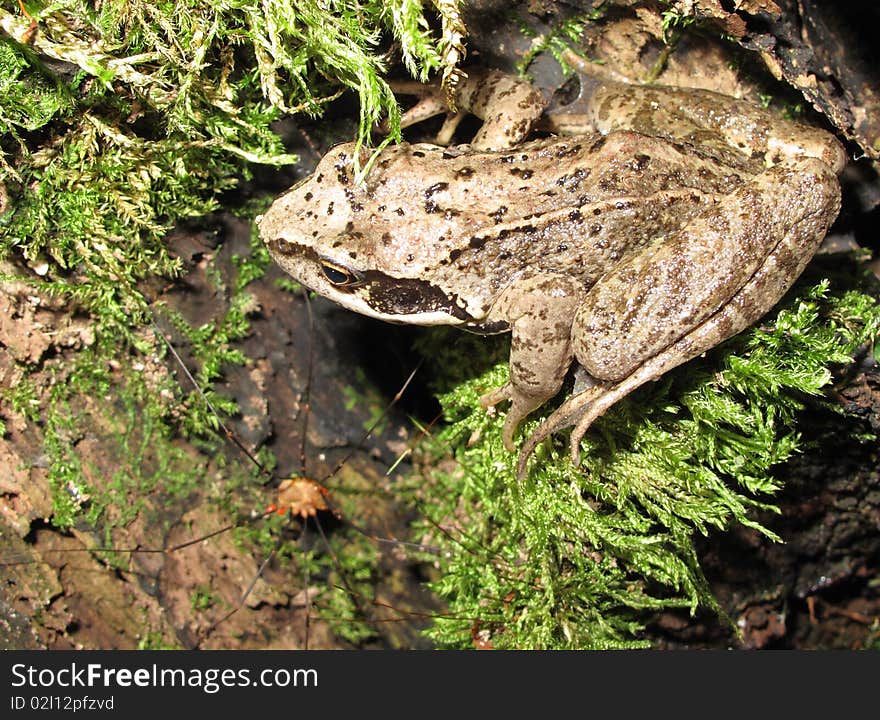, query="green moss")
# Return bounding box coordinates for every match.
[410,274,880,649]
[136,626,181,650]
[35,341,213,537]
[516,9,602,76]
[190,586,219,612]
